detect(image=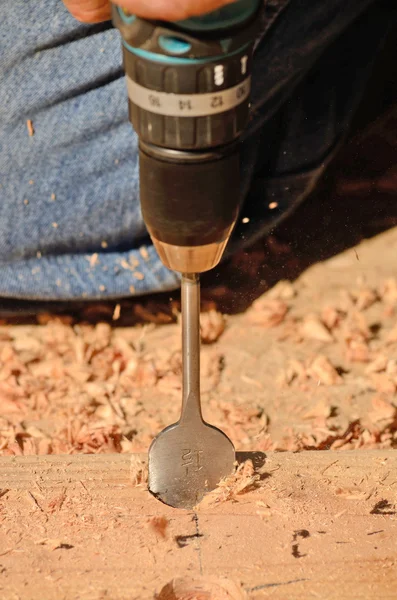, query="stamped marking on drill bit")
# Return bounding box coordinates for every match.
[126,76,251,117]
[182,449,204,476]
